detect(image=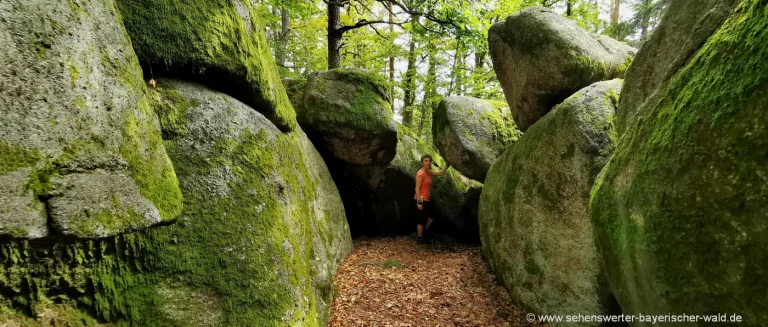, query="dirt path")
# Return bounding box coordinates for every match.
[328,237,544,327]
